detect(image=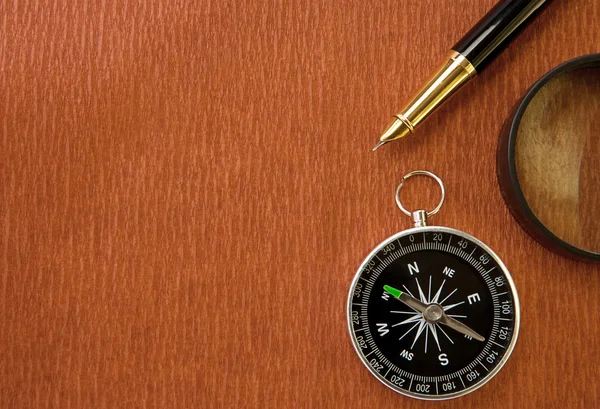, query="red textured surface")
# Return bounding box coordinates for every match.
[1,0,599,408]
